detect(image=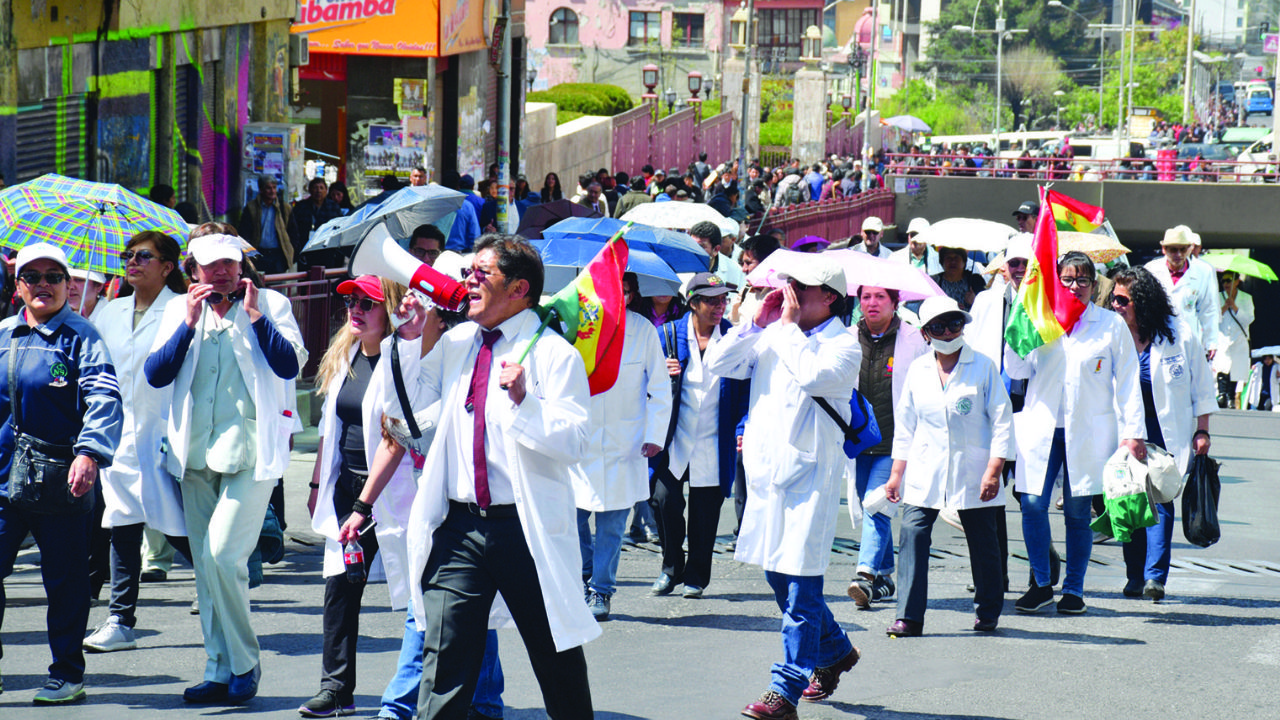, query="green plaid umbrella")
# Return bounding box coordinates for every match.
[0,174,190,275]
